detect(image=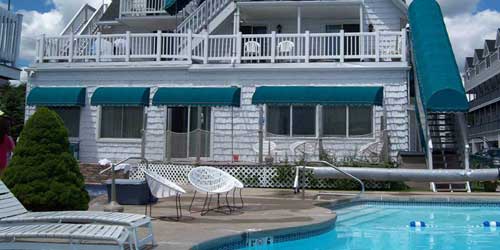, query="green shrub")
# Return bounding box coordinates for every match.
[2,108,89,211]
